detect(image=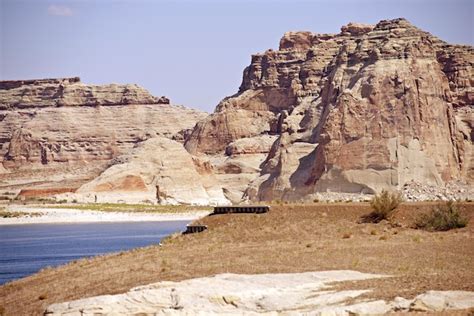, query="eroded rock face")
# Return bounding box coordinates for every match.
[0,77,169,109]
[185,18,473,202]
[0,78,207,194]
[68,137,229,205]
[3,18,472,204]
